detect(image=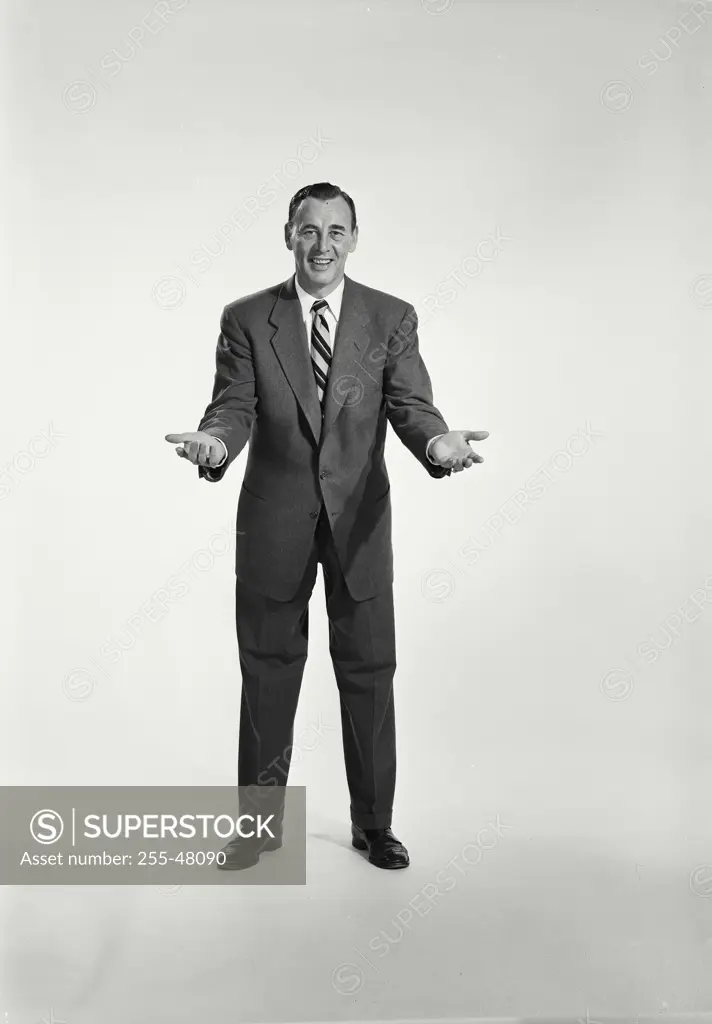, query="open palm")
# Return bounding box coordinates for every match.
[430,430,489,473]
